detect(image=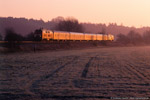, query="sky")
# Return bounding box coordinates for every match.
[0,0,150,28]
